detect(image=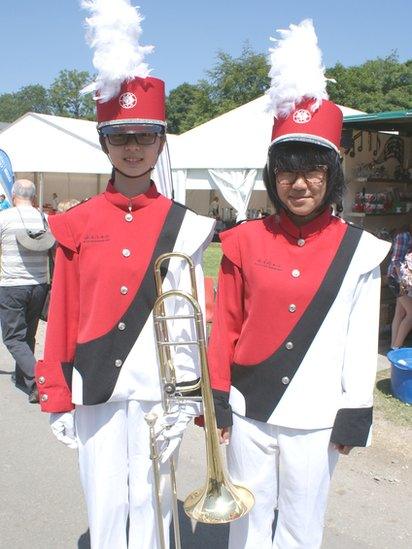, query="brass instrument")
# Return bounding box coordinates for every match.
[145,252,254,549]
